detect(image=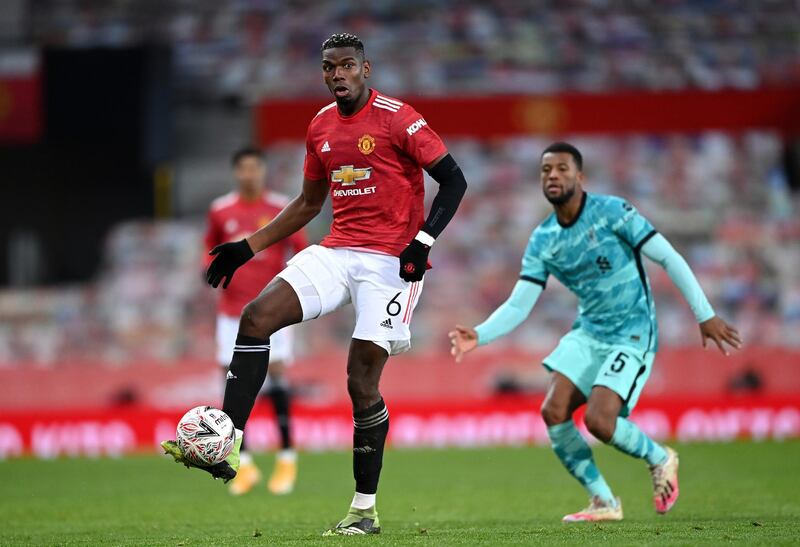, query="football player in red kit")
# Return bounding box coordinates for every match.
[204,147,307,496]
[163,32,468,536]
